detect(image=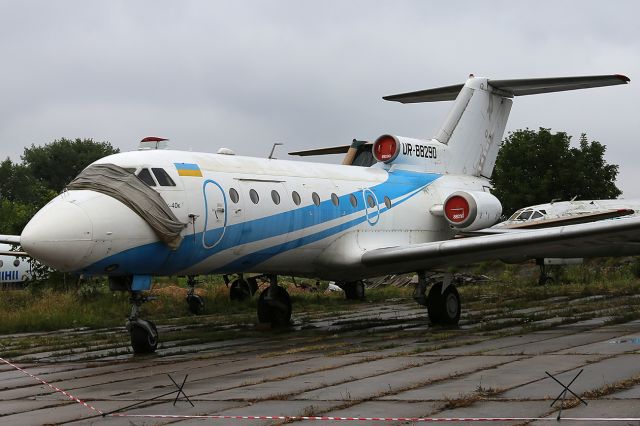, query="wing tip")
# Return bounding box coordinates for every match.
[615,74,631,83]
